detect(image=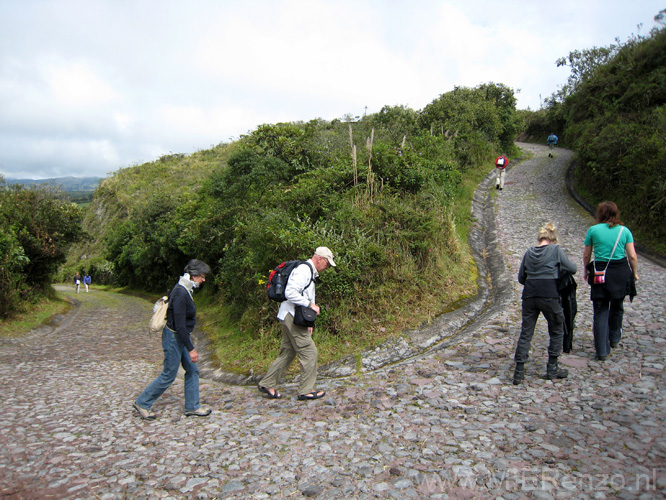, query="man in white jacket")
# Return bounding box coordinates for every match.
[258,247,336,401]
